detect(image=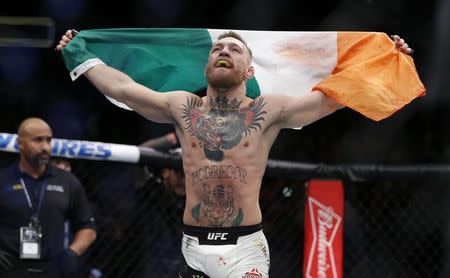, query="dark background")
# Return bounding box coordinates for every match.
[1,0,448,164]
